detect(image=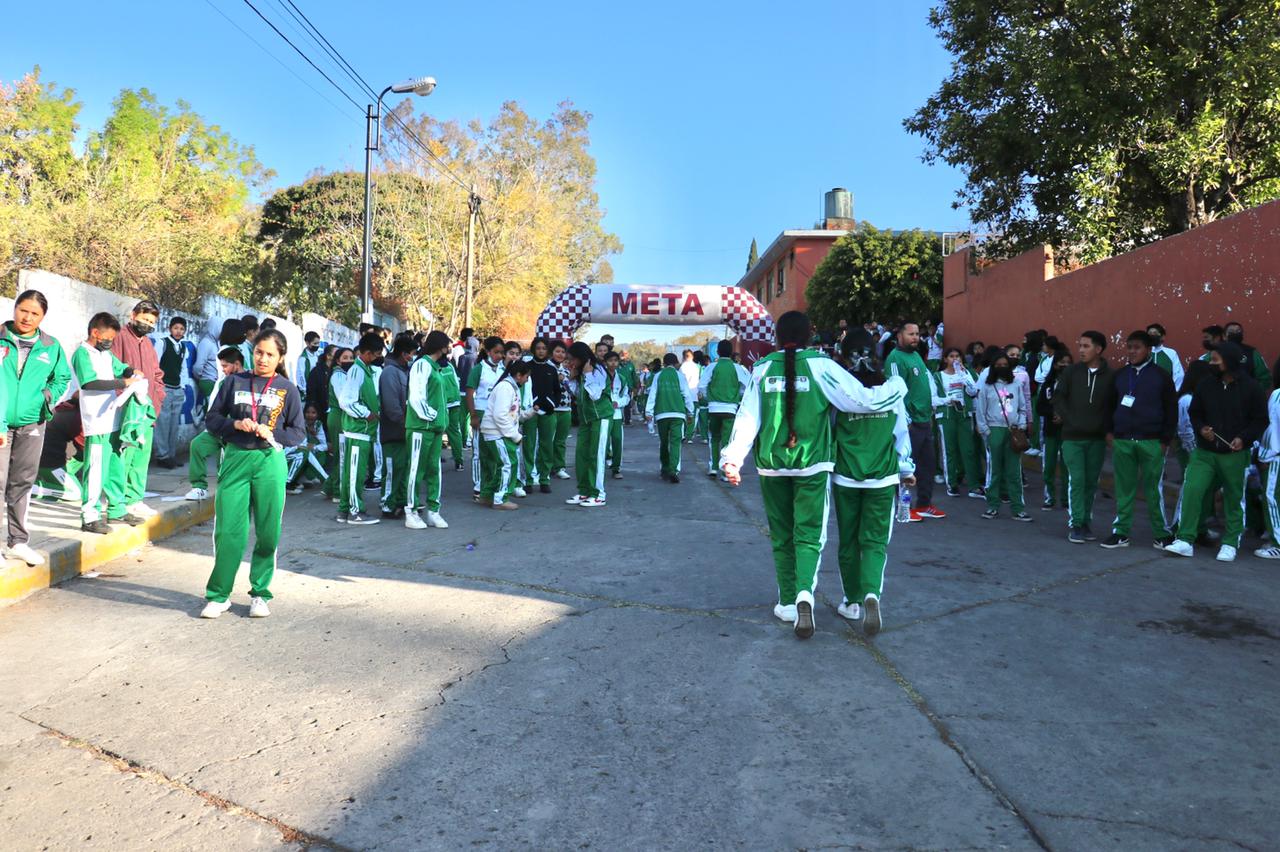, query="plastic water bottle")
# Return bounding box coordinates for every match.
[896,488,913,523]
